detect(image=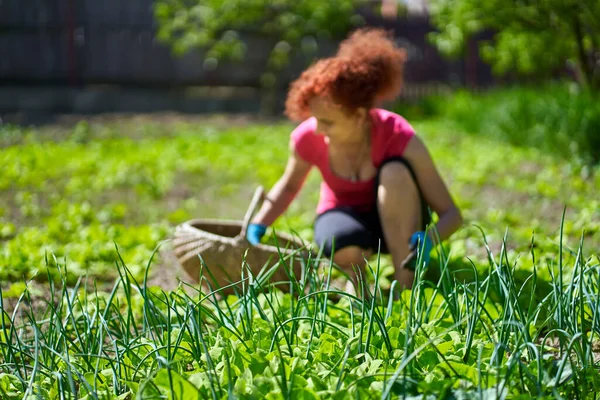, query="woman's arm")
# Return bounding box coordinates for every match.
[402,136,463,245]
[251,141,312,226]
